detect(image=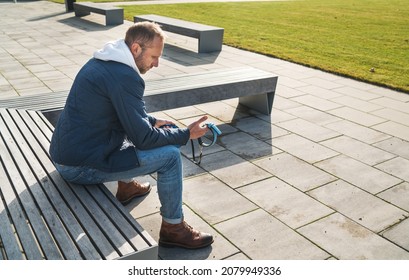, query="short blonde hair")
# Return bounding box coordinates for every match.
[125,21,166,48]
